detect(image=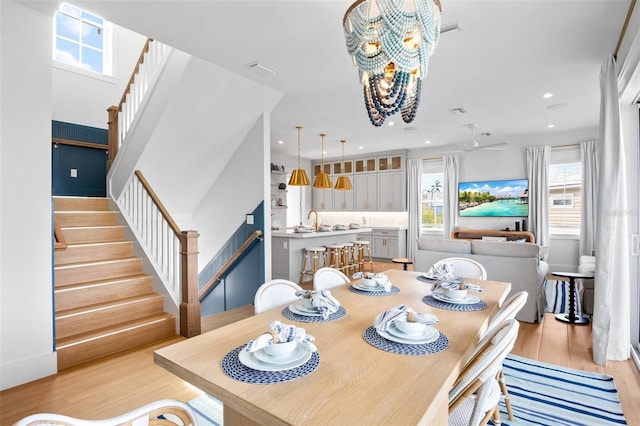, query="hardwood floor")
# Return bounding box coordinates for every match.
[2,260,639,425]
